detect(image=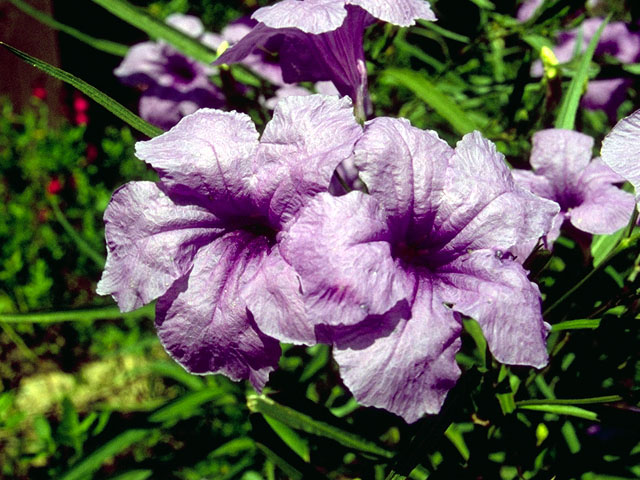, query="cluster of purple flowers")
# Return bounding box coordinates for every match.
[520,1,640,121]
[100,0,639,422]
